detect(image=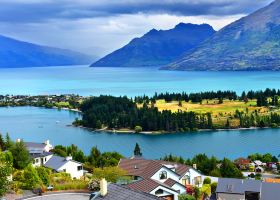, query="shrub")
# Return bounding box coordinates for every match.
[134,126,143,133]
[211,182,217,193]
[36,167,51,186]
[22,164,42,189]
[178,194,195,200]
[203,177,211,185]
